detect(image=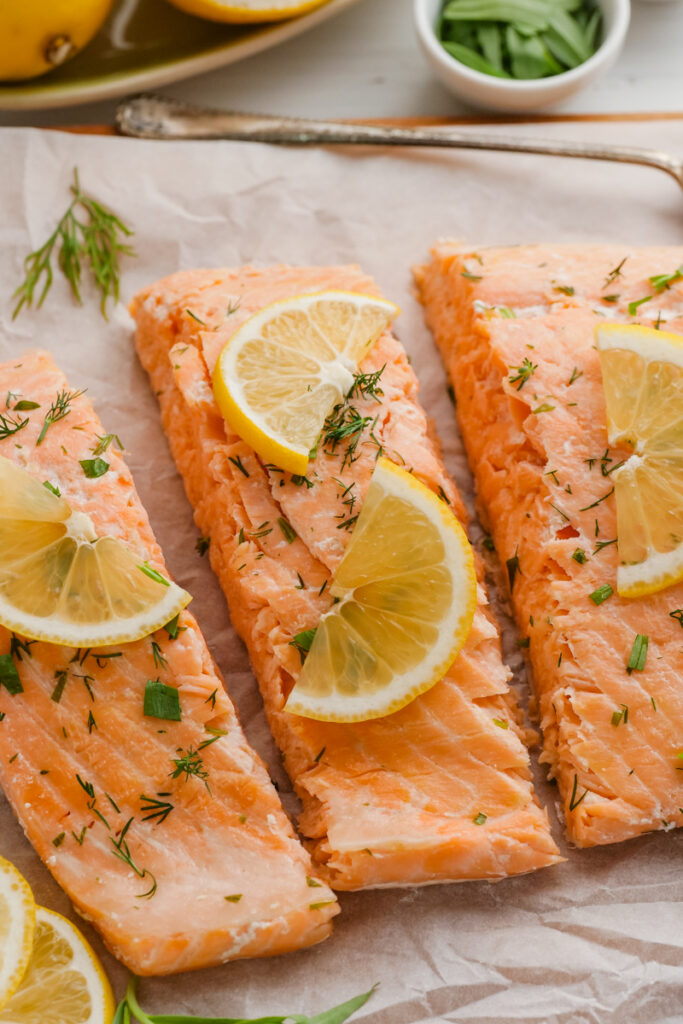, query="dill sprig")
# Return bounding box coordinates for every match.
[170,746,209,788]
[322,405,372,469]
[140,793,174,826]
[110,818,157,899]
[348,366,386,402]
[0,411,28,441]
[36,388,85,446]
[13,168,135,319]
[508,357,537,391]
